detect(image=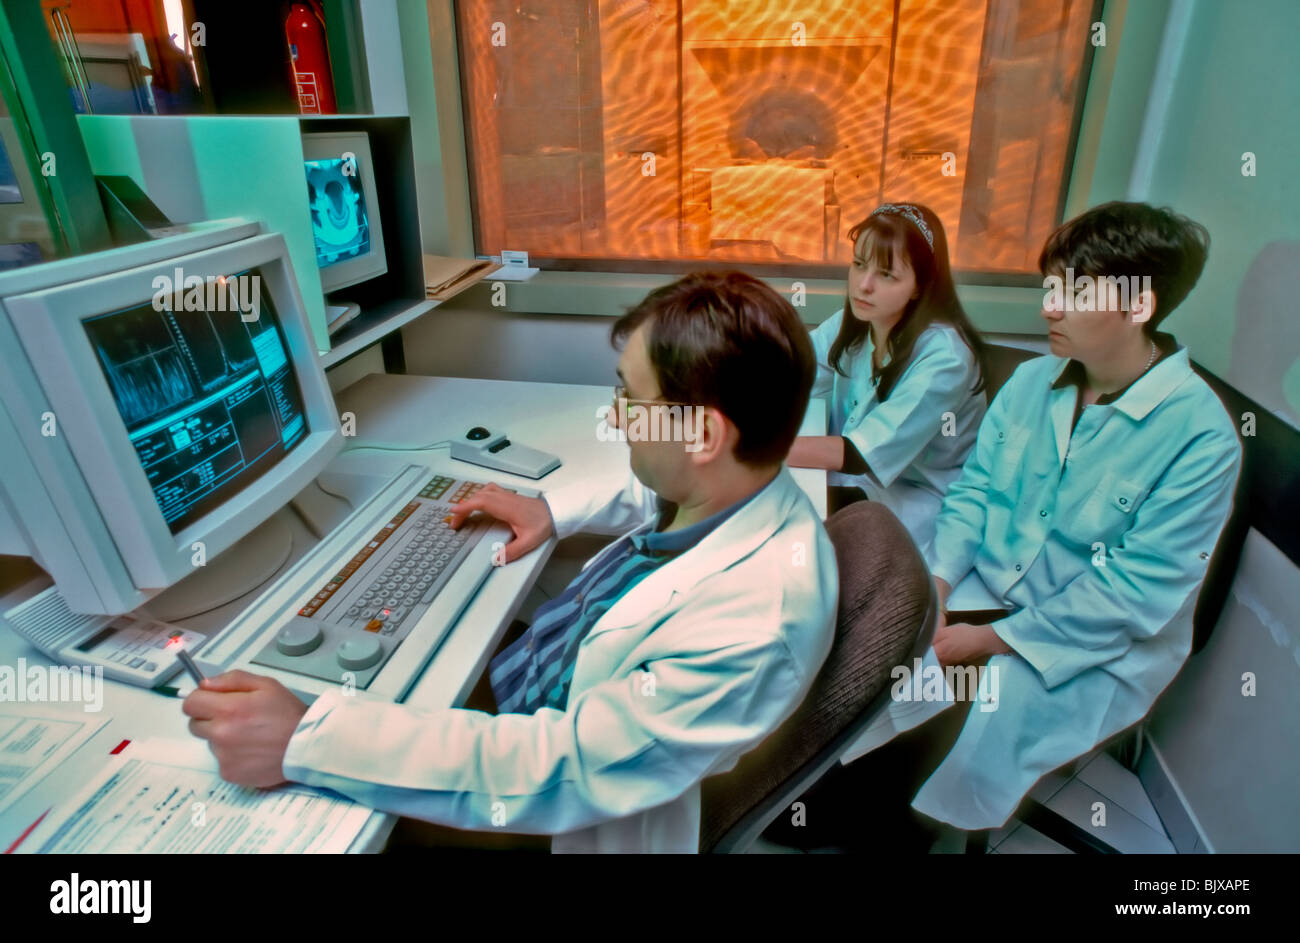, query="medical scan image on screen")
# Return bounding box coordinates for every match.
[305,156,372,267]
[83,269,308,534]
